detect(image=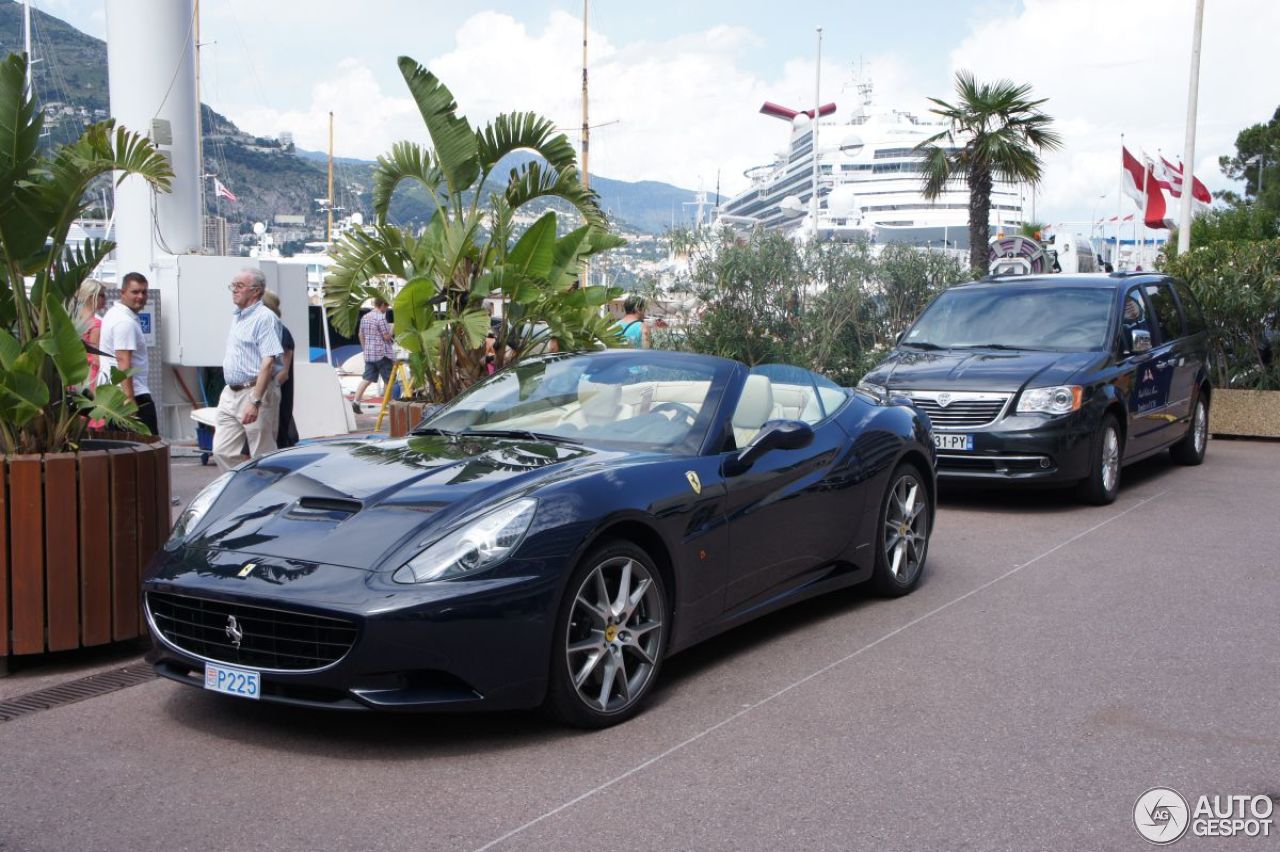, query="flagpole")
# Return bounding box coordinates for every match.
[1140,156,1149,267]
[1117,133,1125,269]
[1177,0,1205,253]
